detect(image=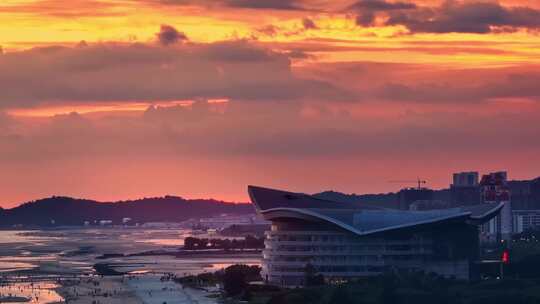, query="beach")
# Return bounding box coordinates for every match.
[0,229,260,303]
[57,275,220,304]
[0,274,219,304]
